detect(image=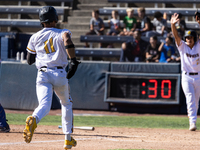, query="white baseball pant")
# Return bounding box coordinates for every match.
[32,67,73,134]
[182,72,200,124]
